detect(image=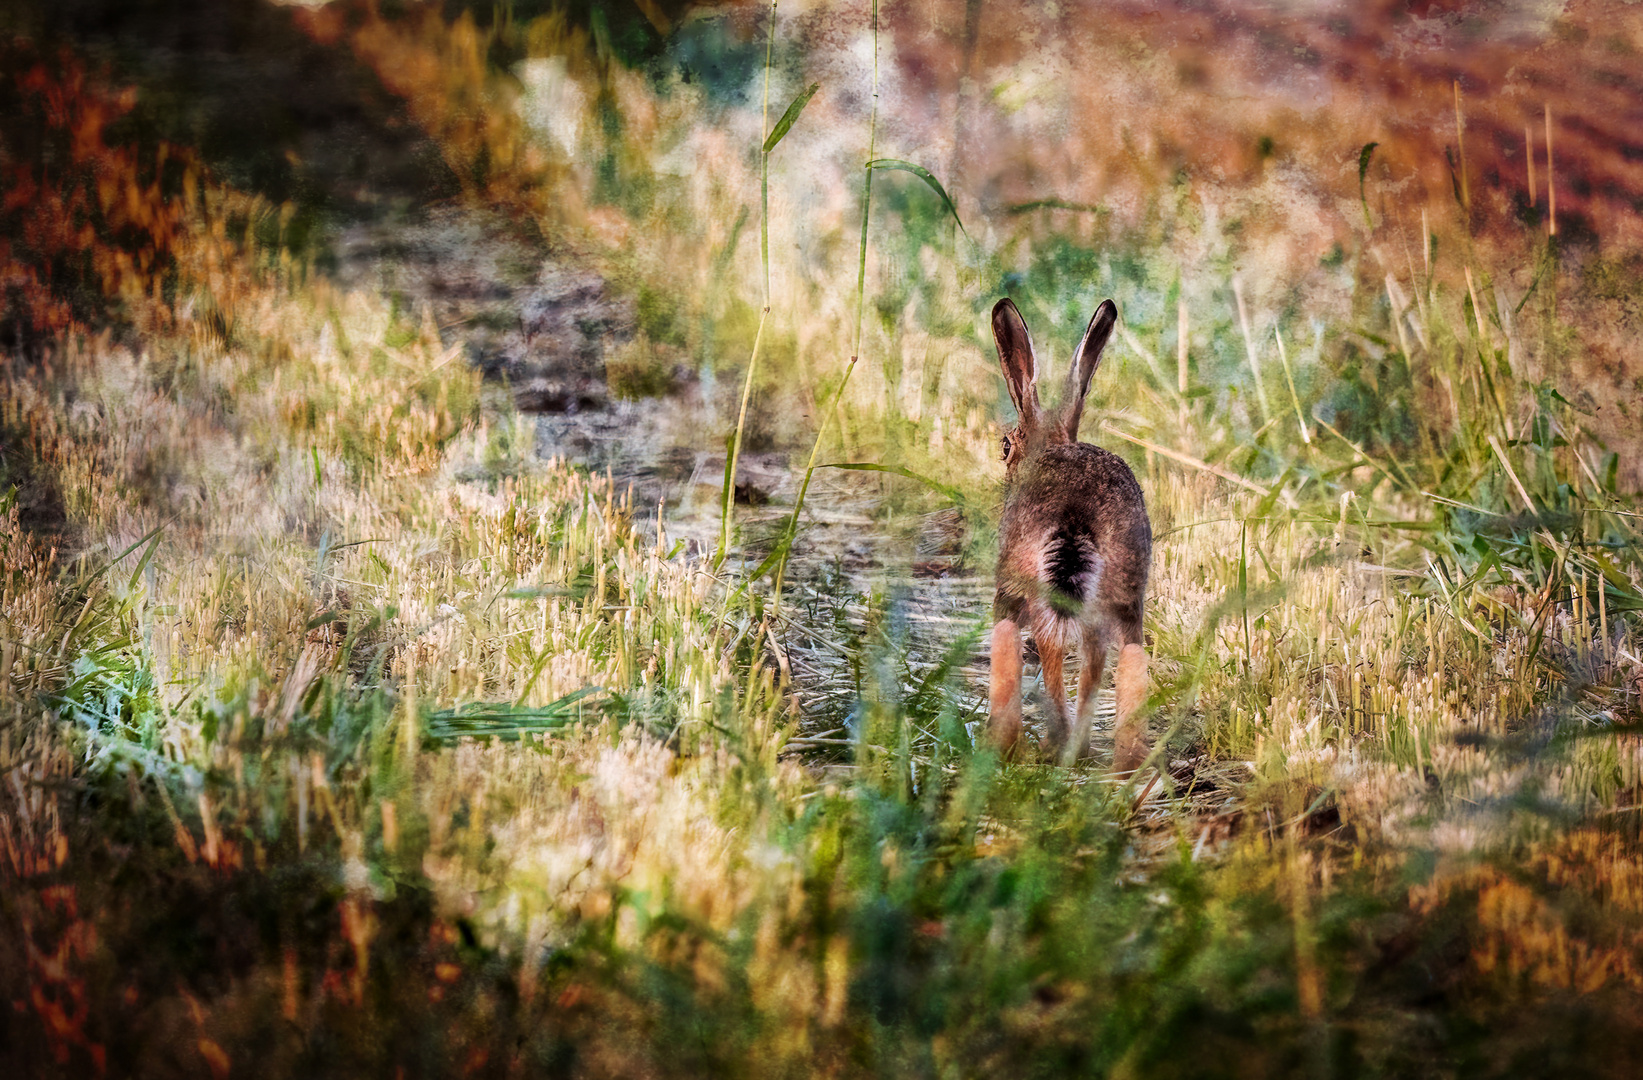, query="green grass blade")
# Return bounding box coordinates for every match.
[818,462,967,507]
[76,519,168,586]
[1005,197,1105,215]
[423,687,606,745]
[733,534,792,595]
[717,427,739,567]
[866,158,969,237]
[763,83,819,153]
[126,525,166,590]
[1358,141,1378,228]
[719,307,769,568]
